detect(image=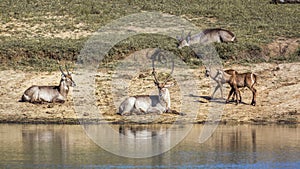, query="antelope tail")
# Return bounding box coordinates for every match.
[251,73,257,87]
